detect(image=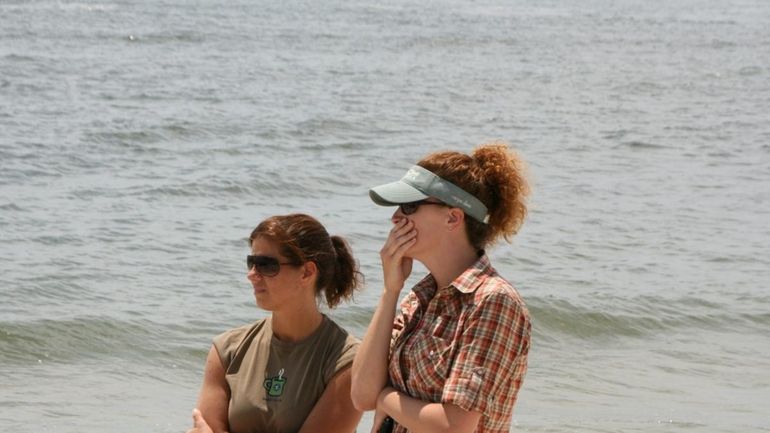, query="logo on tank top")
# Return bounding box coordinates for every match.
[264,368,287,398]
